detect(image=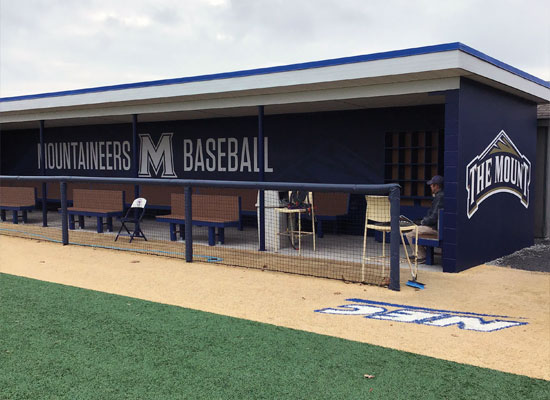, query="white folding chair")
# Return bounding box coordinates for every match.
[115,198,147,243]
